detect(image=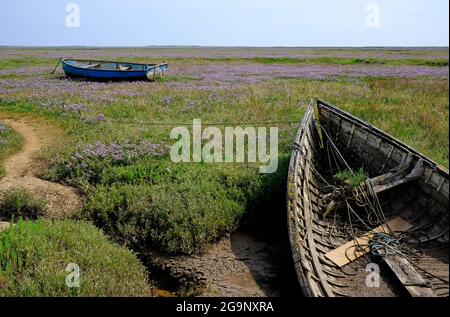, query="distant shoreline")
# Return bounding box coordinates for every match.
[0,46,448,50]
